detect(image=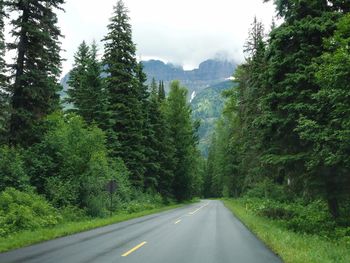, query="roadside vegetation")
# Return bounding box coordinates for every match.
[224,198,350,263]
[0,188,183,253]
[204,2,350,262]
[0,0,203,251]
